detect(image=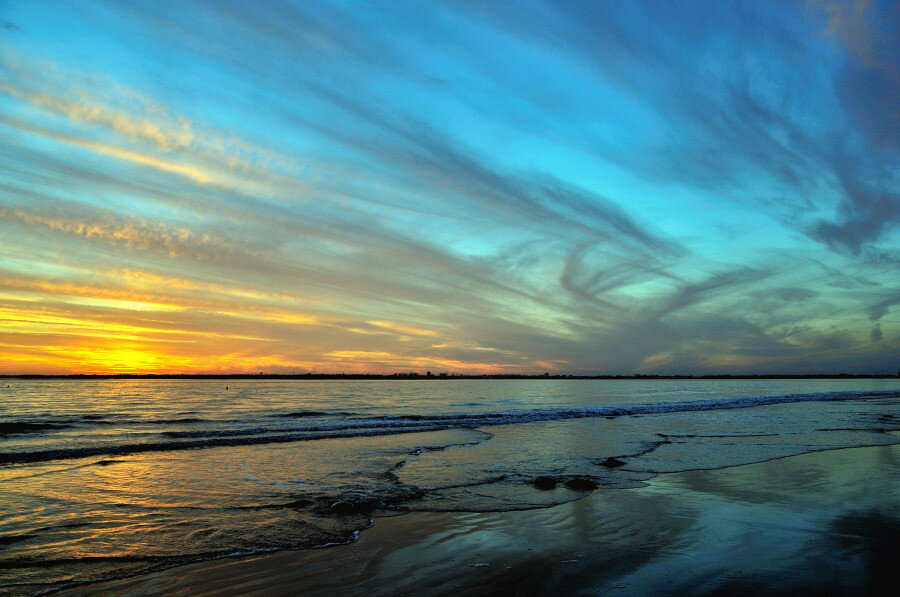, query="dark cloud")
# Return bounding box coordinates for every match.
[651,268,771,318]
[813,0,900,151]
[867,292,900,321]
[809,159,900,255]
[753,288,819,302]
